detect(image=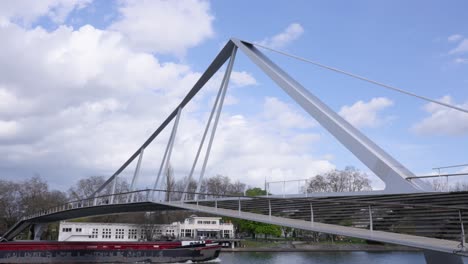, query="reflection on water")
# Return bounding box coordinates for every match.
[218,251,427,264]
[82,251,468,263]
